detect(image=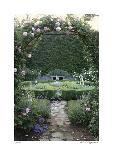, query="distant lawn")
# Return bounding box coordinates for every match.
[21,80,95,91]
